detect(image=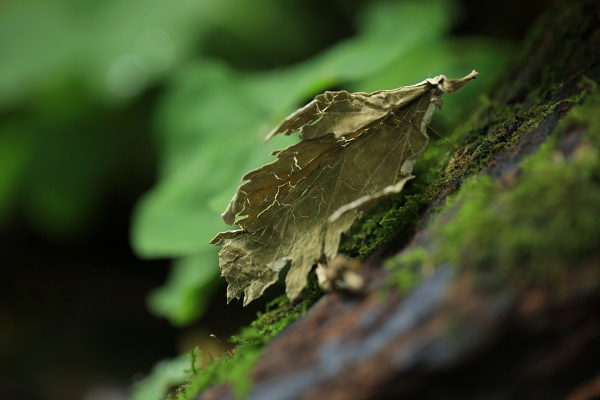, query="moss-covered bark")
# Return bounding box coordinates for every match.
[185,1,600,398]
